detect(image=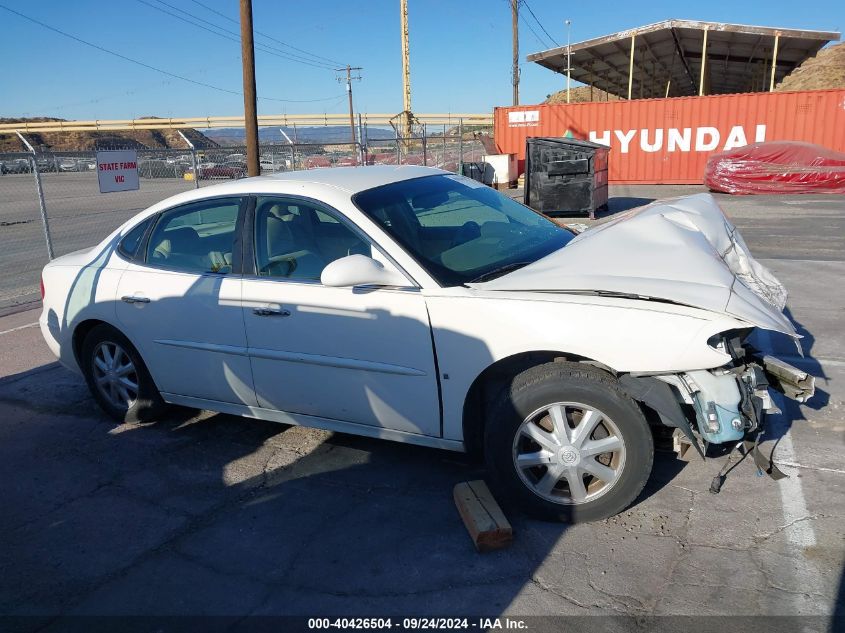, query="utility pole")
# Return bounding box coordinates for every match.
[511,0,519,106]
[337,65,362,165]
[239,0,259,177]
[400,0,412,138]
